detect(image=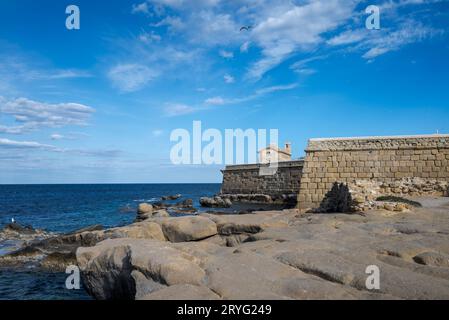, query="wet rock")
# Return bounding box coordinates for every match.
[200,196,232,208]
[173,198,193,208]
[0,222,158,272]
[66,224,104,234]
[39,252,76,271]
[0,222,51,241]
[162,194,182,201]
